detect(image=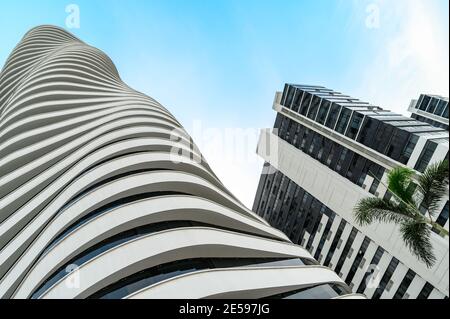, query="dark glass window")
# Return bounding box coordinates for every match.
[401,135,419,163]
[435,201,449,228]
[300,128,312,151]
[316,137,326,161]
[335,148,349,172]
[372,257,399,299]
[345,237,371,286]
[335,109,352,134]
[277,182,296,227]
[263,171,283,220]
[292,89,304,112]
[309,134,323,158]
[369,166,385,195]
[435,100,447,116]
[356,247,385,294]
[303,198,320,235]
[337,150,356,178]
[393,269,416,299]
[426,98,438,114]
[287,190,307,241]
[374,123,394,155]
[325,103,341,129]
[351,156,368,186]
[346,154,358,180]
[326,143,338,166]
[333,140,373,184]
[417,282,434,299]
[334,228,358,275]
[414,140,437,173]
[323,220,347,267]
[259,200,265,212]
[358,117,380,148]
[281,84,289,105]
[274,113,284,131]
[284,121,293,143]
[277,117,287,137]
[419,95,431,111]
[299,92,312,116]
[345,113,364,139]
[284,86,296,108]
[302,130,317,153]
[386,129,411,163]
[272,185,278,196]
[292,123,302,147]
[253,163,270,212]
[307,96,322,120]
[284,186,300,234]
[319,139,333,165]
[317,101,331,125]
[314,215,335,261]
[415,95,424,110]
[255,164,276,215]
[443,103,449,119]
[305,205,327,251]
